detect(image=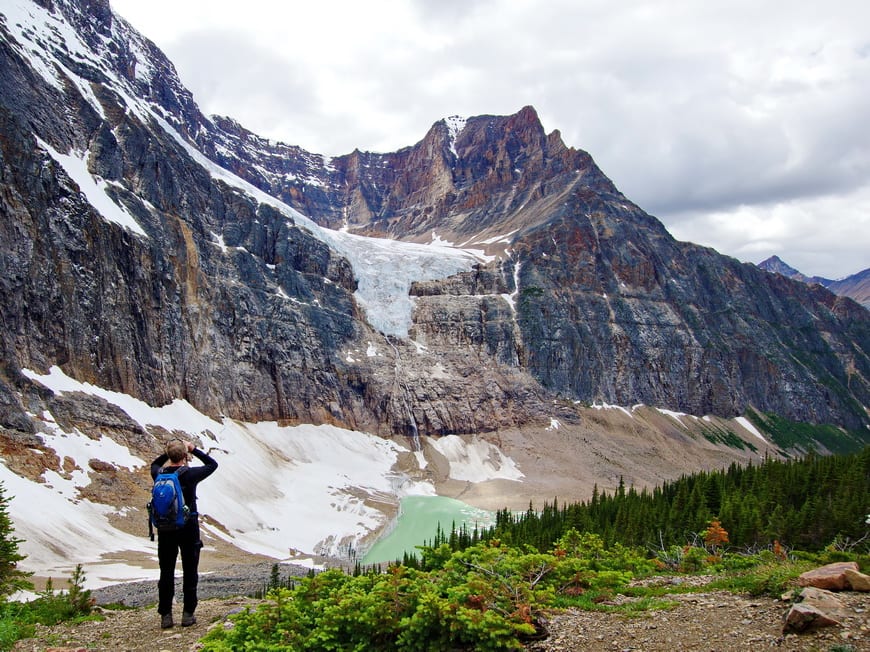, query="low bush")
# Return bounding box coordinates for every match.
[0,565,96,651]
[202,533,654,651]
[707,558,816,597]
